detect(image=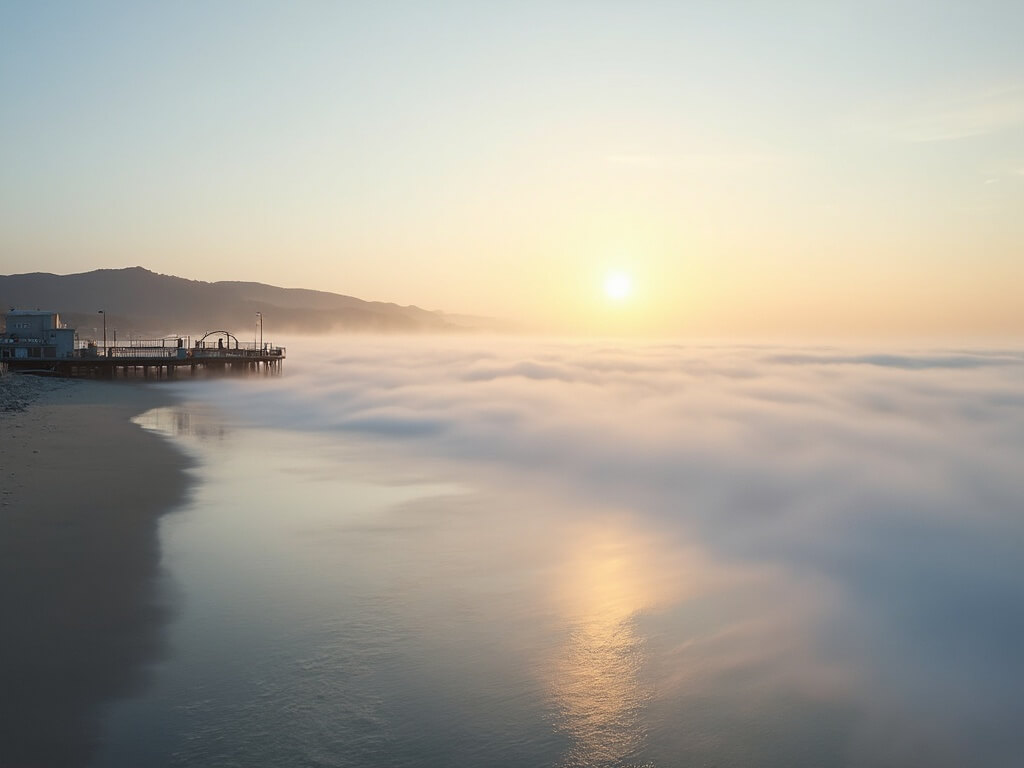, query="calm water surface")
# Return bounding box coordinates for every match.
[92,338,1024,767]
